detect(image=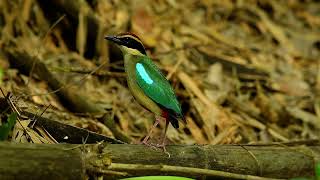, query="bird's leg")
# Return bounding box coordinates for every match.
[160,119,169,147]
[141,117,171,157]
[141,116,161,145]
[154,119,170,157]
